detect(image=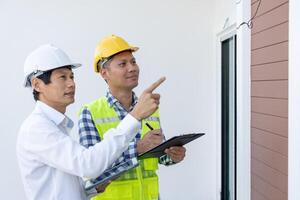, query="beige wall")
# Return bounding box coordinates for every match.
[251,0,289,199]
